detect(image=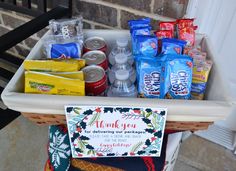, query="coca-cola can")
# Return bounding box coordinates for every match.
[81,50,108,71]
[83,36,107,54]
[82,65,107,96]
